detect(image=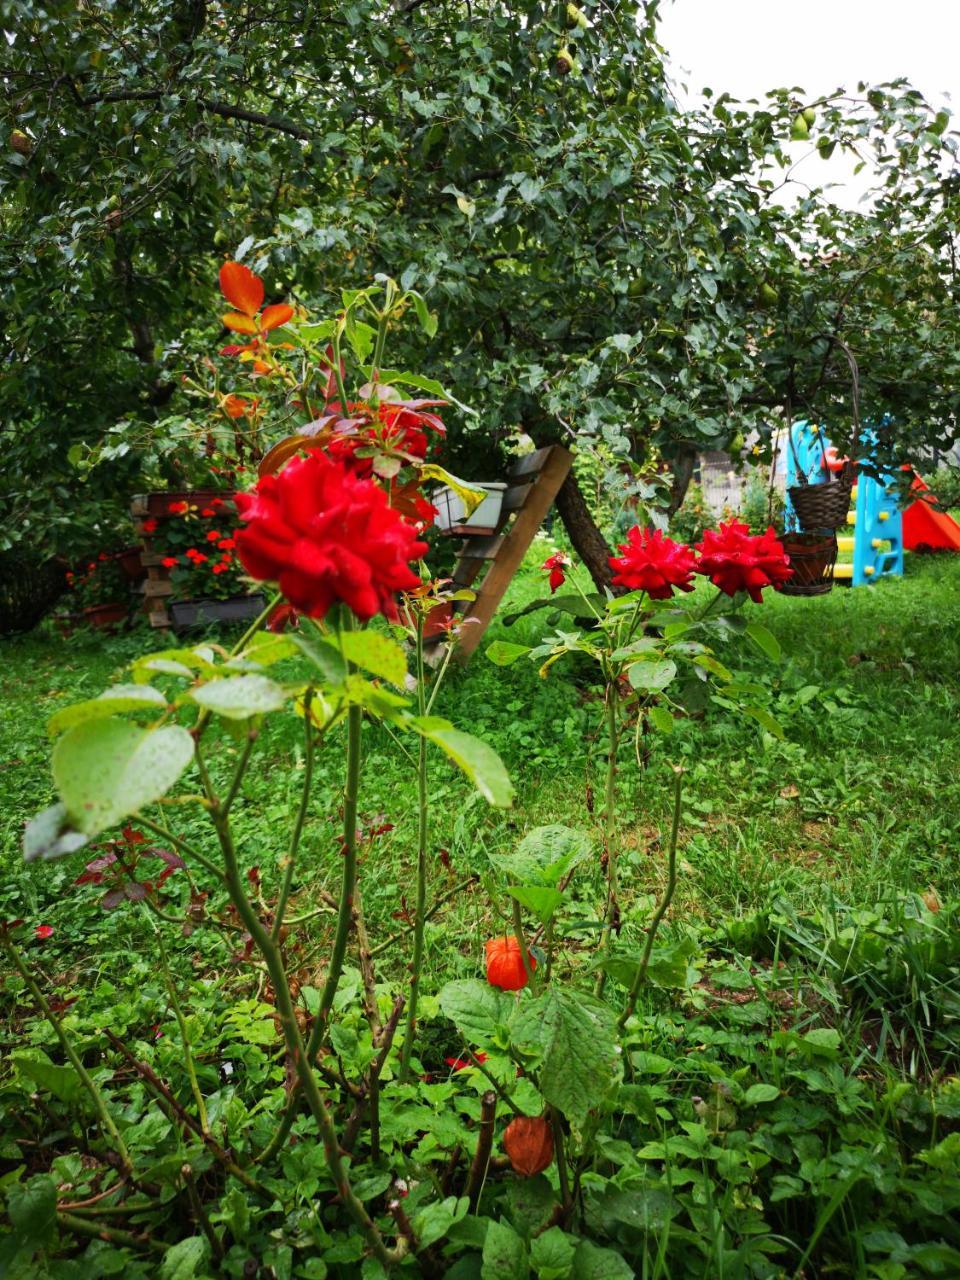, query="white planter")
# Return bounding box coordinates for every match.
[433,482,507,532]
